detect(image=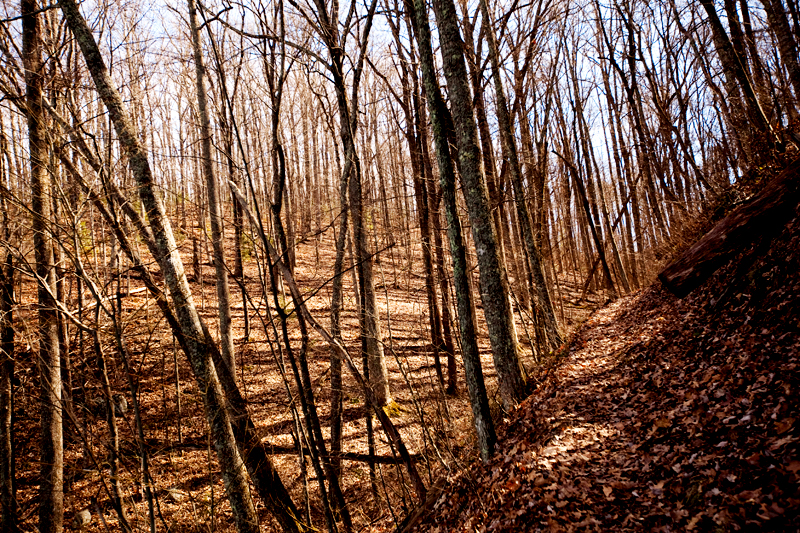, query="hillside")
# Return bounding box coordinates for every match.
[406,203,800,531]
